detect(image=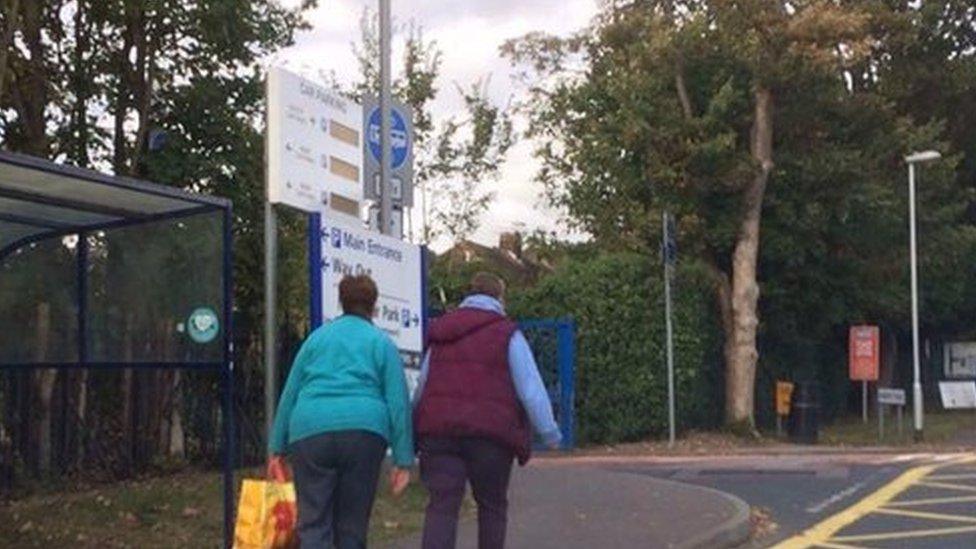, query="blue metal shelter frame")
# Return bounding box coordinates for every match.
[0,151,236,547]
